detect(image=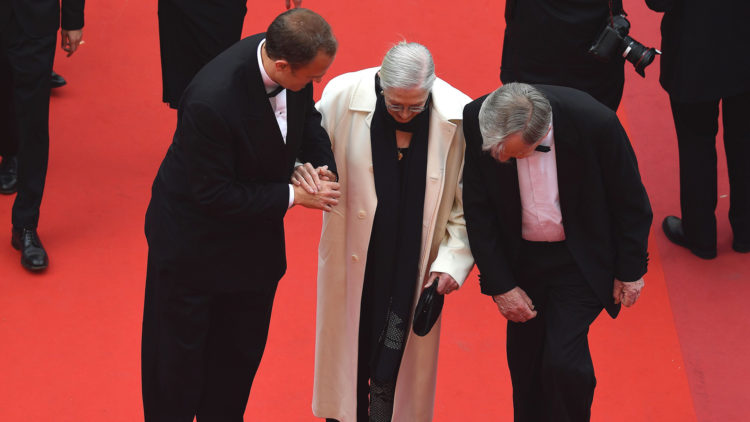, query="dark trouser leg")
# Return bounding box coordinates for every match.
[195,283,278,422]
[721,91,750,244]
[508,242,604,422]
[670,96,721,253]
[539,272,602,422]
[4,17,55,229]
[0,34,18,158]
[141,259,212,422]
